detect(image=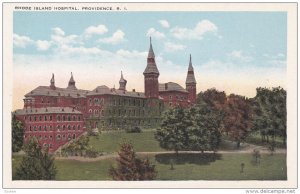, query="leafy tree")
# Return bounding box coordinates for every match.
[186,105,222,153]
[197,88,227,111]
[252,87,286,146]
[223,94,253,148]
[14,138,56,180]
[12,115,24,152]
[109,142,156,180]
[155,107,189,155]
